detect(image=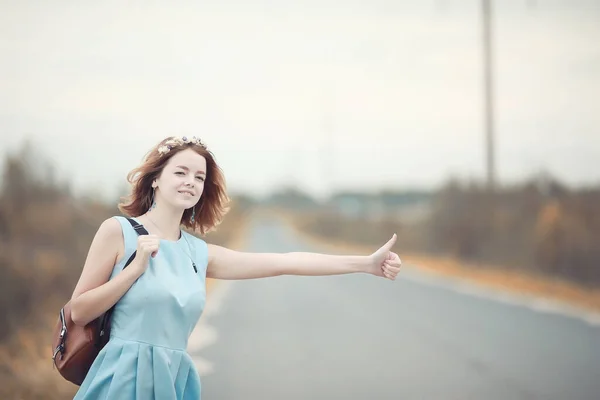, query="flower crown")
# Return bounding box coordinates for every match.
[157,136,207,156]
